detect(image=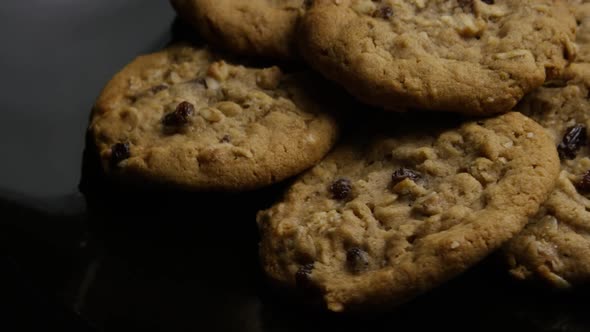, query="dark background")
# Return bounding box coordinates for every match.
[0,1,173,330]
[1,1,589,332]
[0,0,174,199]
